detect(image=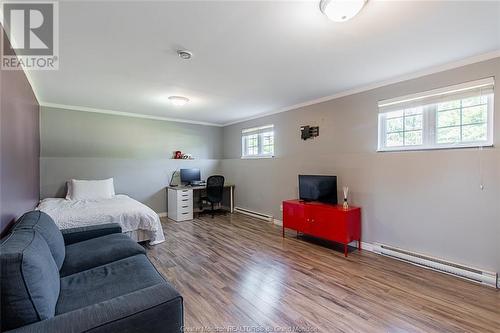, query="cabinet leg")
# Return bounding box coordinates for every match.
[344,244,348,257]
[358,240,361,251]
